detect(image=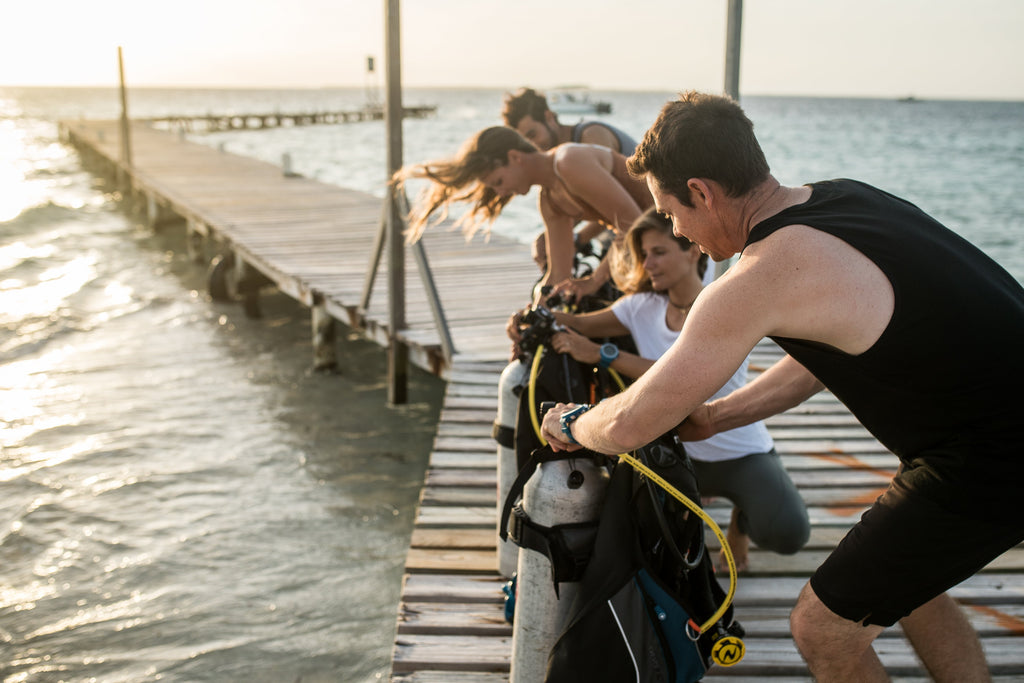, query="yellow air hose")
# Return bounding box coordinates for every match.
[528,343,626,444]
[526,341,741,656]
[617,451,737,635]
